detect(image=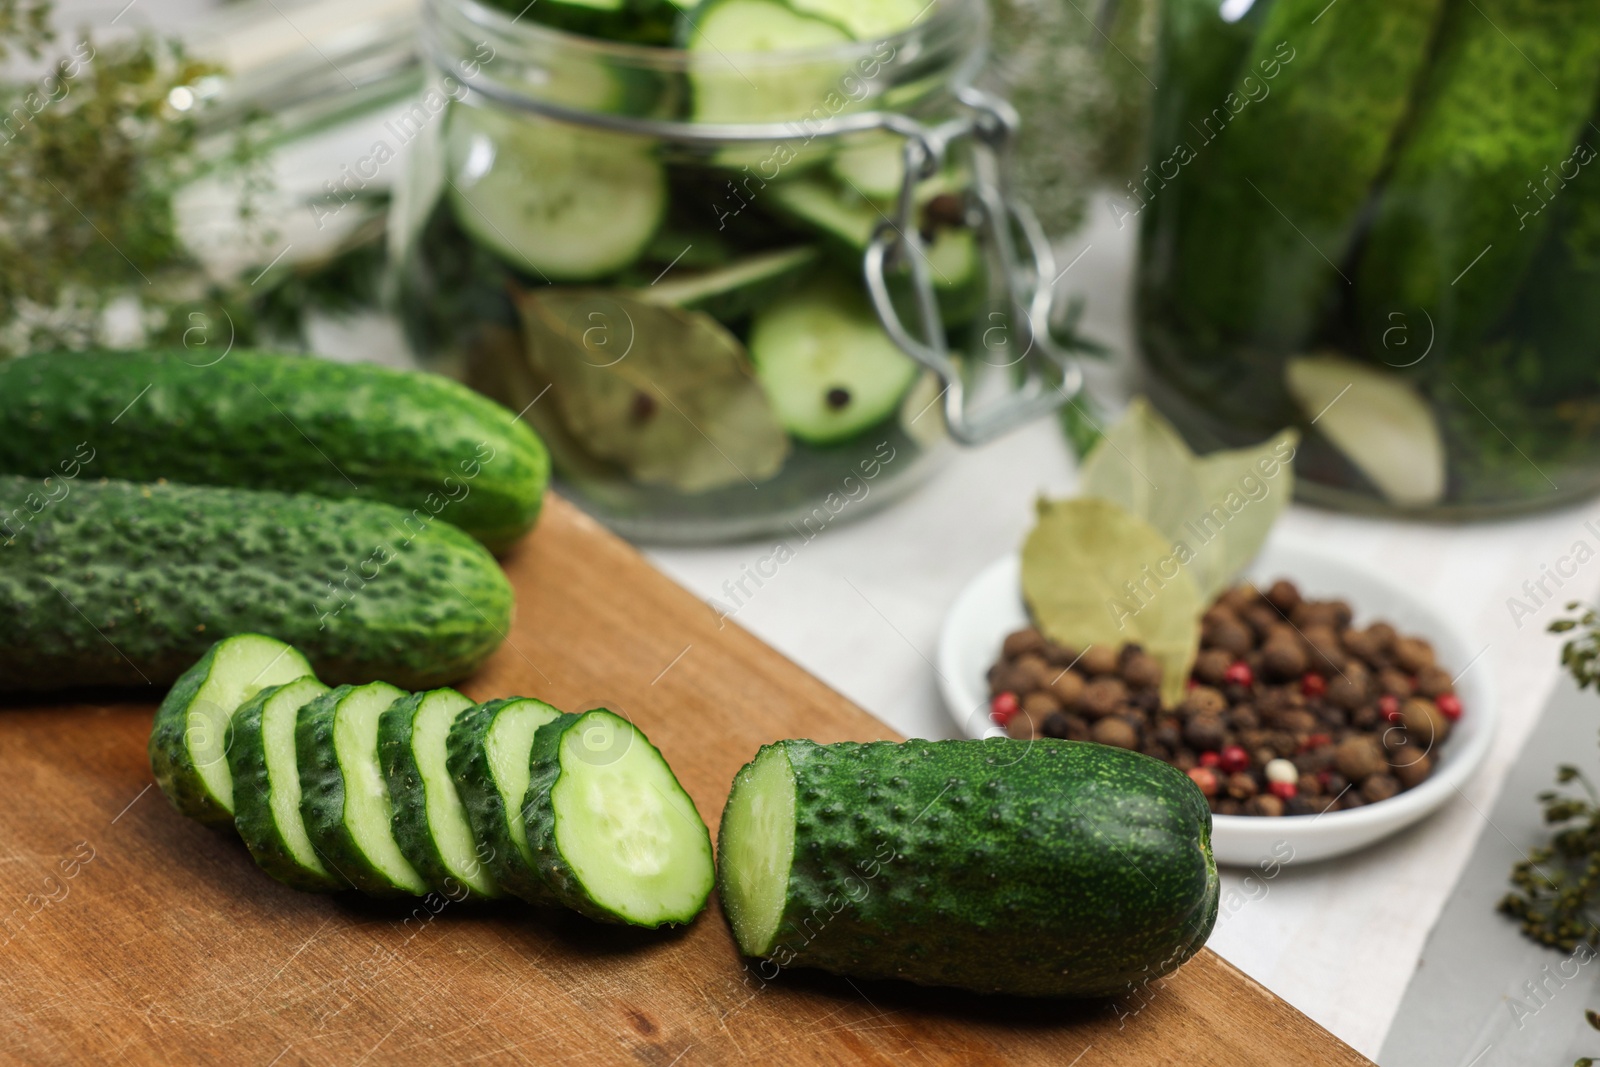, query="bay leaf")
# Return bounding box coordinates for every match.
[1078,397,1297,600]
[512,289,789,493]
[1021,497,1202,707]
[1189,428,1298,600]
